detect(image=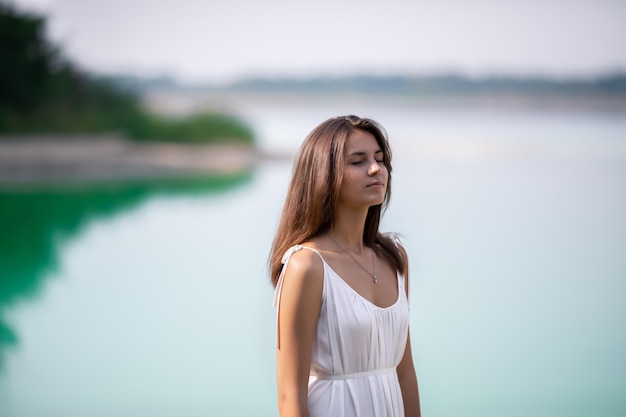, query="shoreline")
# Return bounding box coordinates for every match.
[0,135,259,187]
